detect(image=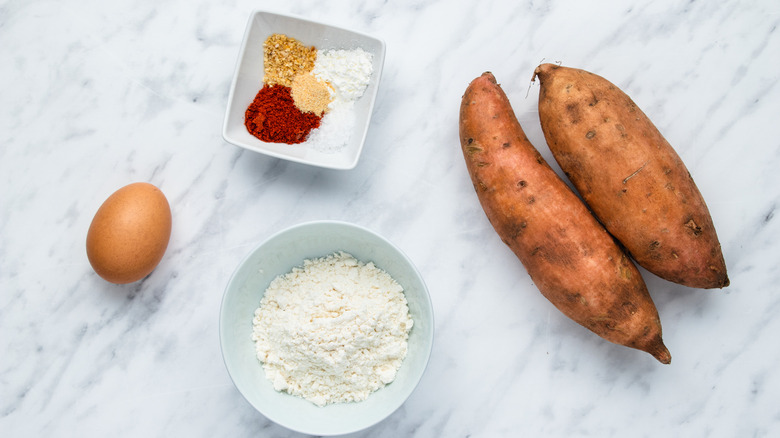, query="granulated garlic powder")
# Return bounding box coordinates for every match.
[251,252,413,407]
